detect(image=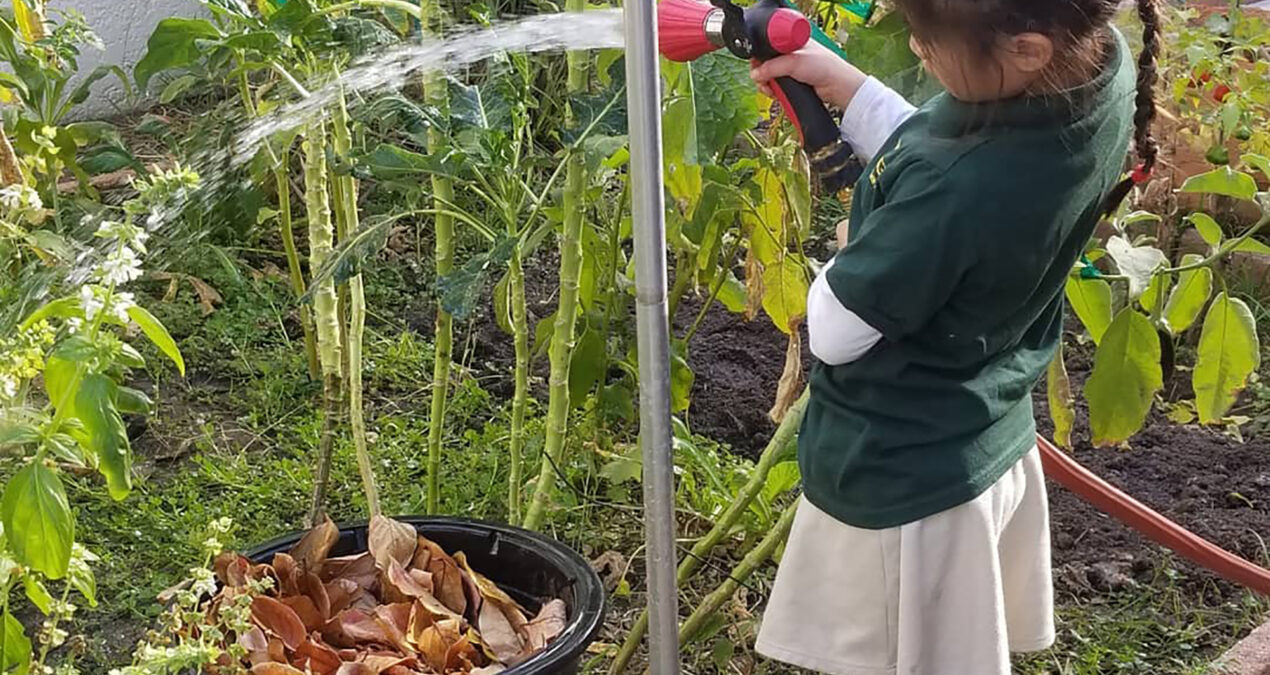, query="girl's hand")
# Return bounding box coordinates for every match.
[749,40,868,110]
